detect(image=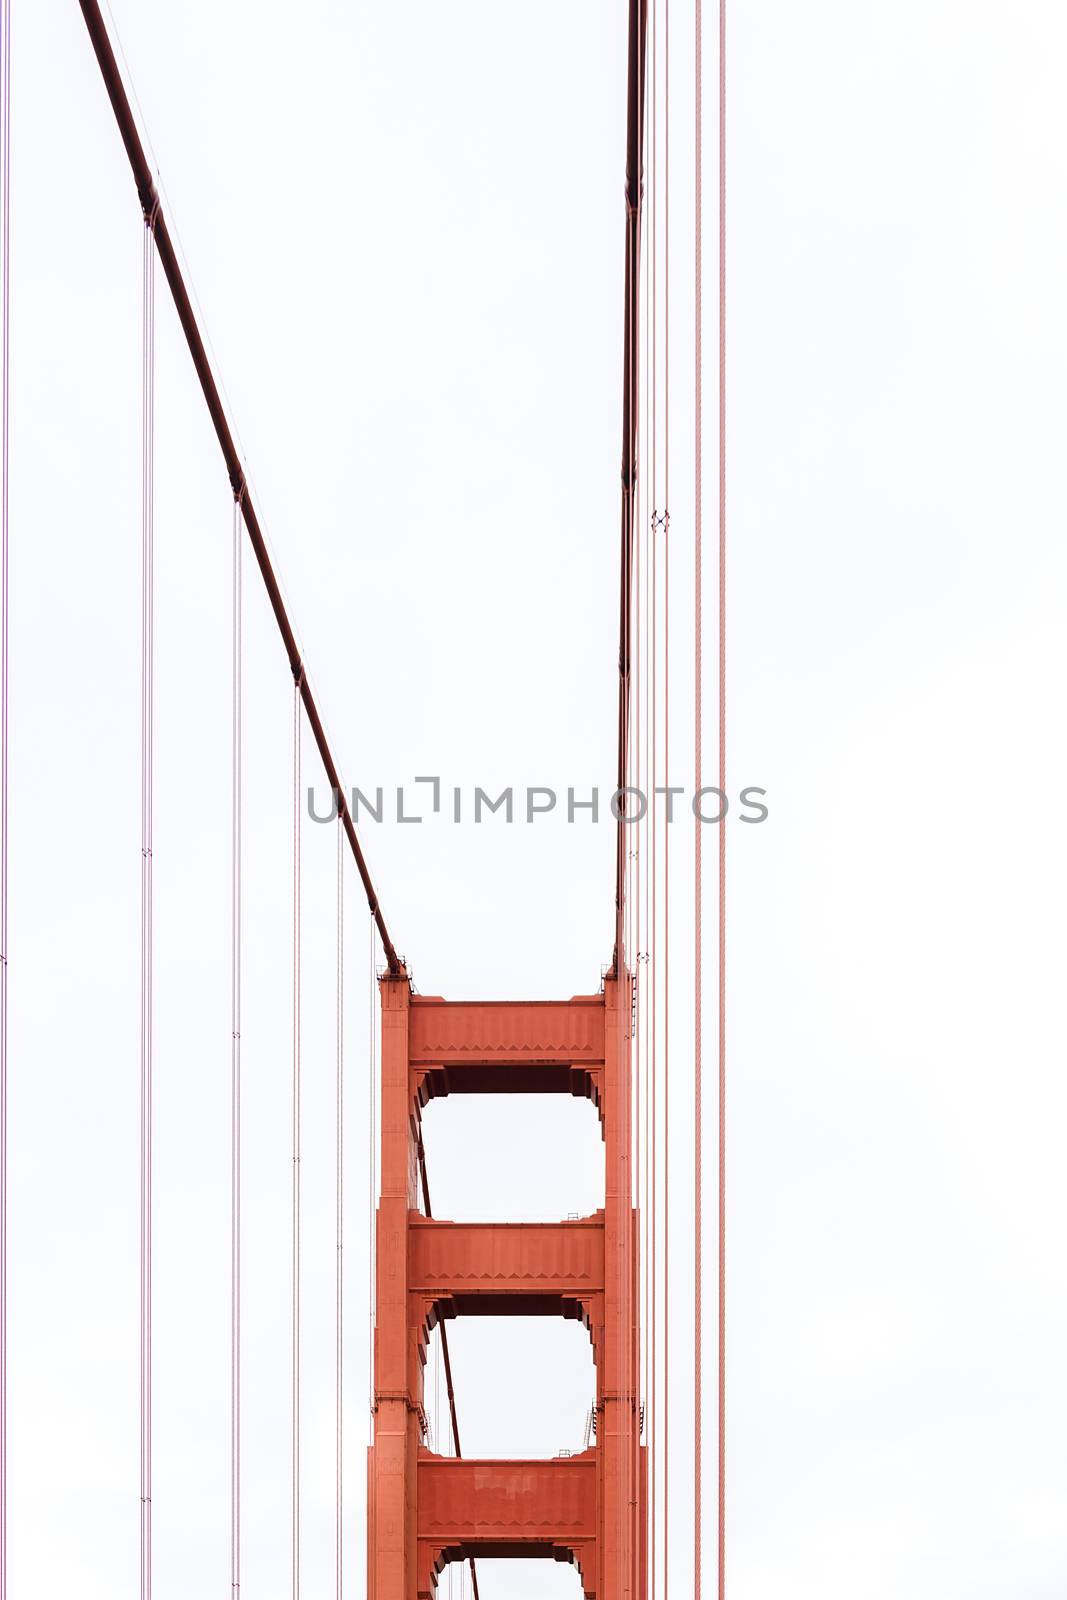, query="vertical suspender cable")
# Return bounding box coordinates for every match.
[367,915,376,1429]
[632,265,643,1600]
[661,1,671,1591]
[622,7,644,1592]
[230,491,243,1597]
[139,200,157,1600]
[291,682,302,1600]
[613,0,648,972]
[0,2,10,1590]
[694,0,704,1592]
[613,3,648,1583]
[366,914,377,1590]
[641,7,653,1558]
[335,819,344,1600]
[648,4,658,1589]
[717,5,727,1596]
